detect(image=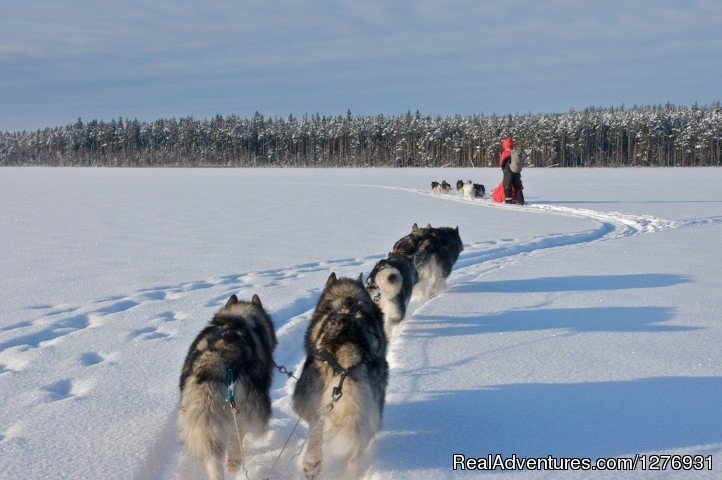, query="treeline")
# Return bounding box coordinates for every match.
[1,103,720,167]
